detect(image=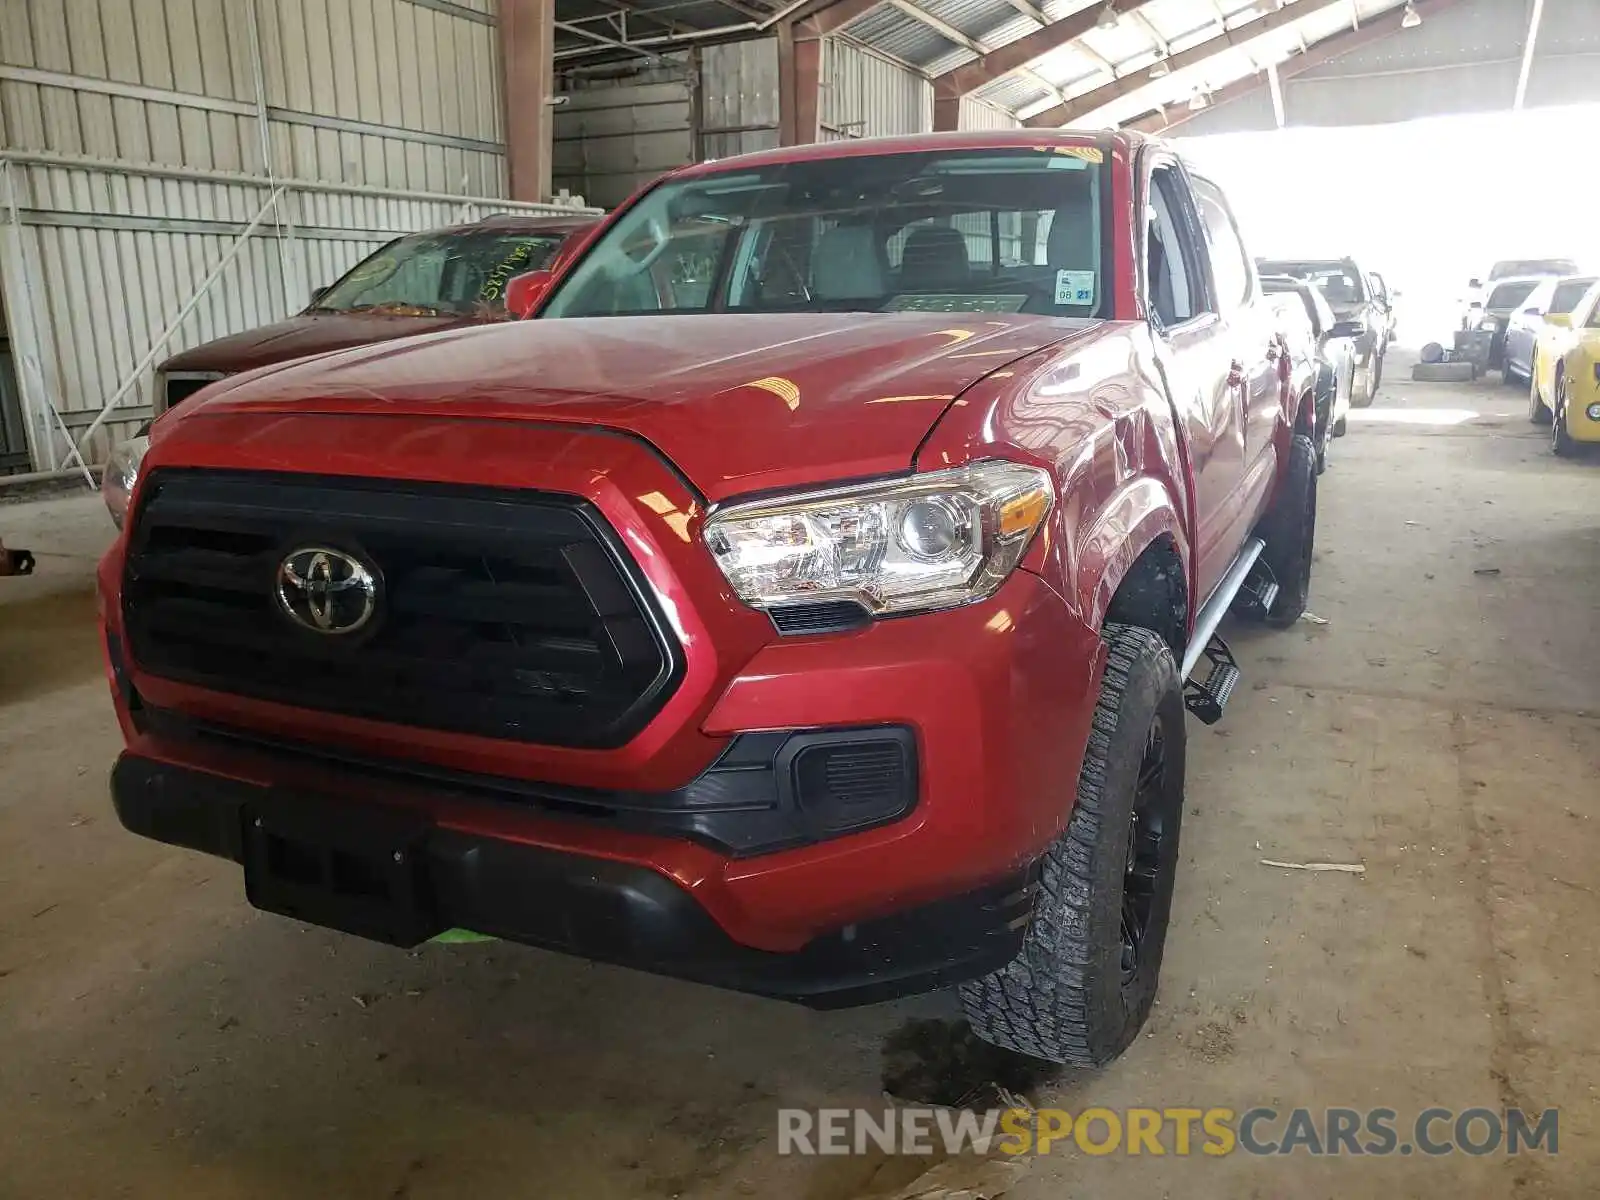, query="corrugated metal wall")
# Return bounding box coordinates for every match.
[818,39,1016,139]
[819,38,930,139]
[553,35,1005,205]
[958,95,1022,131]
[0,0,595,476]
[0,0,508,194]
[256,0,507,195]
